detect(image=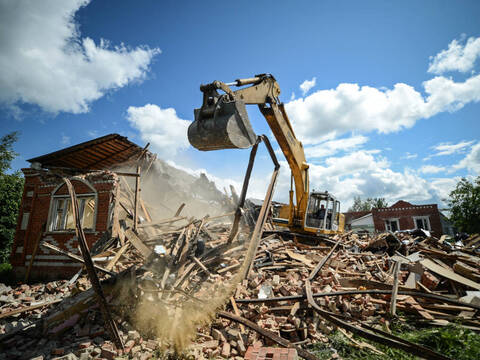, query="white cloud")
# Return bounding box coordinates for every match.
[304,135,368,158]
[431,140,474,156]
[429,177,460,203]
[168,147,457,212]
[453,143,480,174]
[61,134,71,145]
[127,104,191,157]
[428,36,480,74]
[0,0,160,114]
[299,77,316,95]
[402,152,418,159]
[285,73,480,144]
[420,165,445,174]
[285,36,480,144]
